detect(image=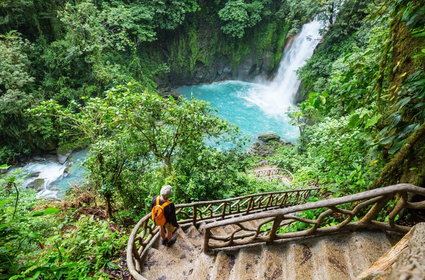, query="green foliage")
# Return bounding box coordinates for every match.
[273,114,383,194]
[0,170,126,279]
[0,174,57,278]
[11,216,126,280]
[32,83,243,215]
[0,31,58,162]
[218,0,264,38]
[174,147,250,202]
